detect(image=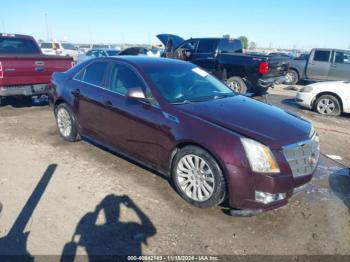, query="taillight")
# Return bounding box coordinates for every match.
[71,61,75,68]
[0,61,3,79]
[259,61,269,74]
